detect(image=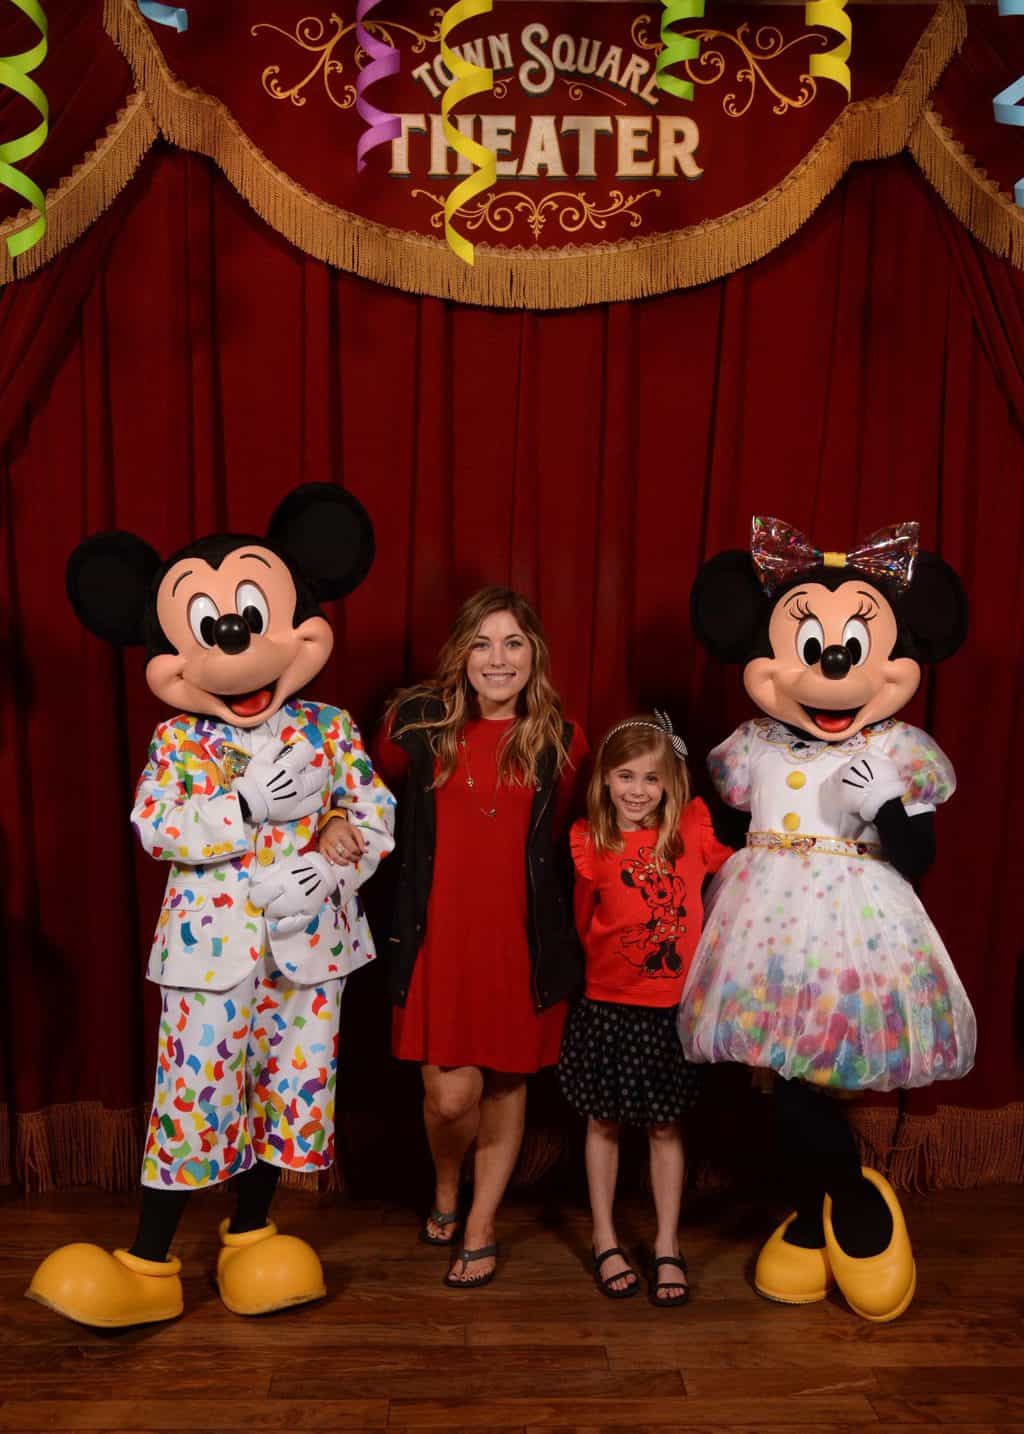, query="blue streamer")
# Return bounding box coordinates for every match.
[138,1,188,31]
[995,0,1024,205]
